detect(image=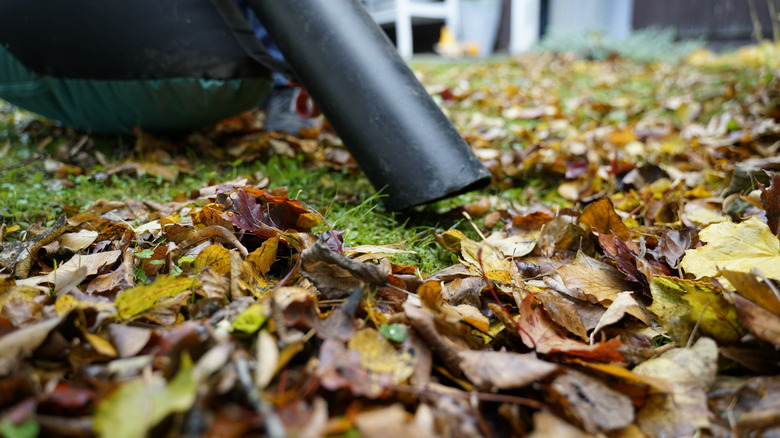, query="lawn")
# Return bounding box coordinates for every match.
[1,37,780,437]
